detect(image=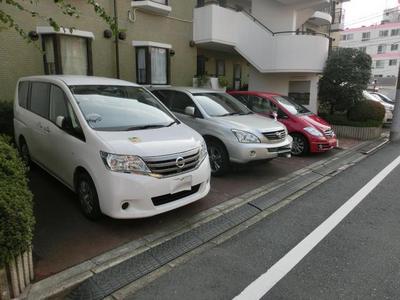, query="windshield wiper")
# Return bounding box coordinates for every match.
[166,120,178,127]
[220,112,240,117]
[125,124,167,131]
